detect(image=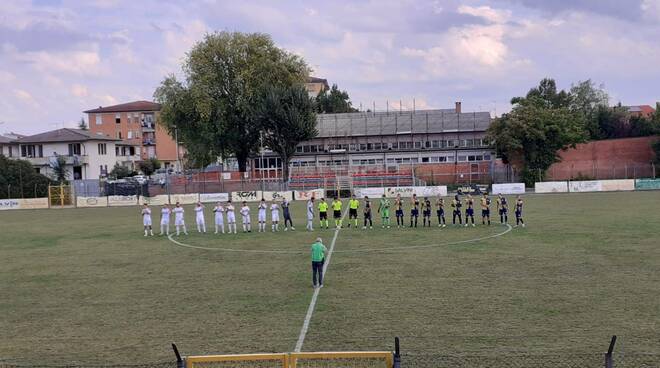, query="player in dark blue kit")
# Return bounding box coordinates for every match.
[436,197,446,227]
[410,194,420,228]
[497,194,508,224]
[481,193,491,225]
[451,195,463,225]
[464,194,475,227]
[394,195,405,228]
[422,197,432,227]
[515,195,525,227]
